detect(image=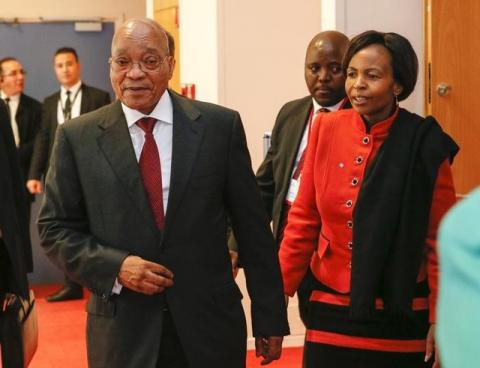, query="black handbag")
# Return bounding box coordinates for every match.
[1,290,38,368]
